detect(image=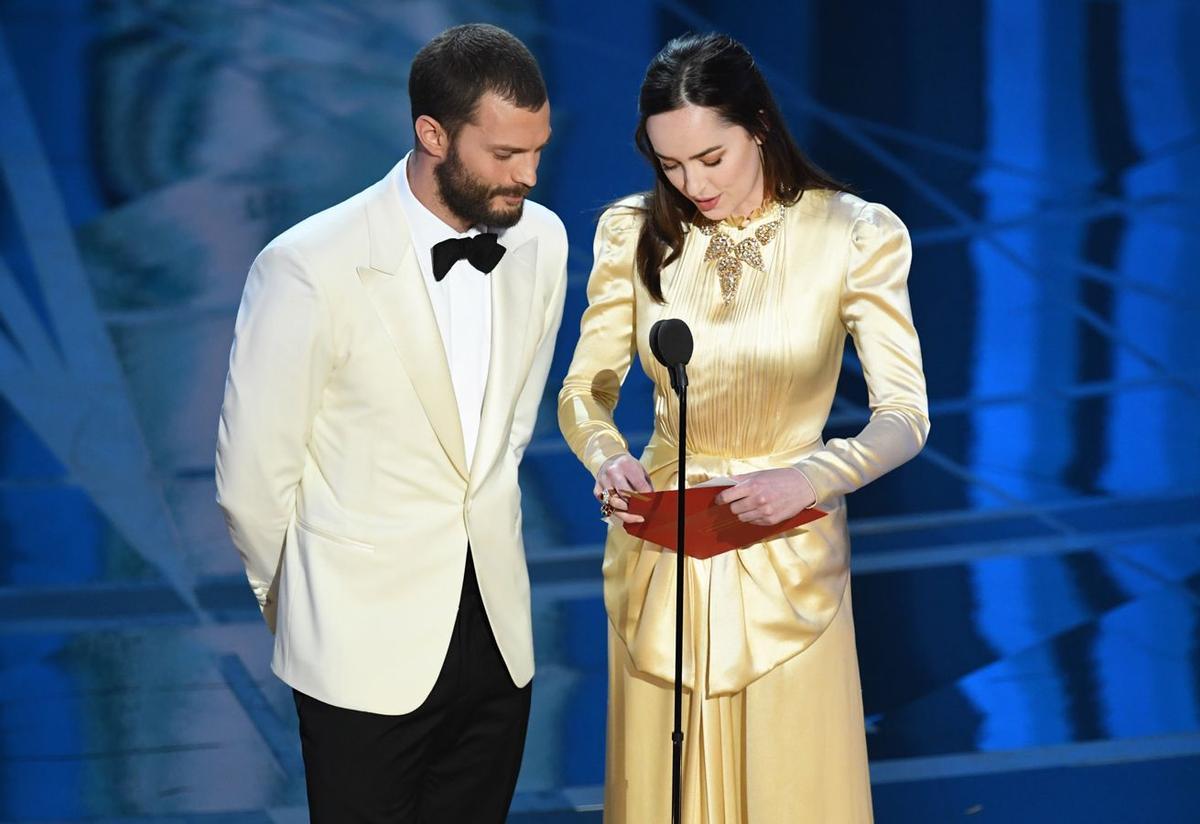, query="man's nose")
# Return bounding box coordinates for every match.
[512,155,537,189]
